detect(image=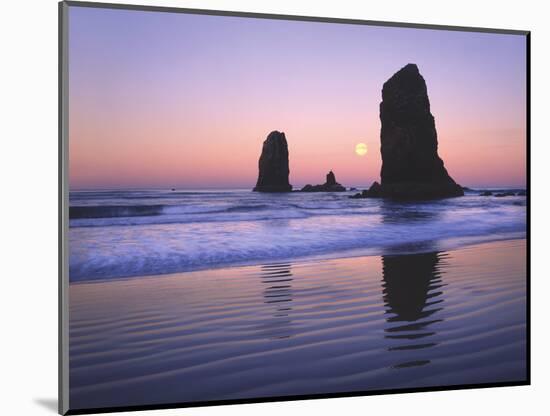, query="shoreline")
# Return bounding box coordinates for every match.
[70,232,526,285]
[68,188,526,283]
